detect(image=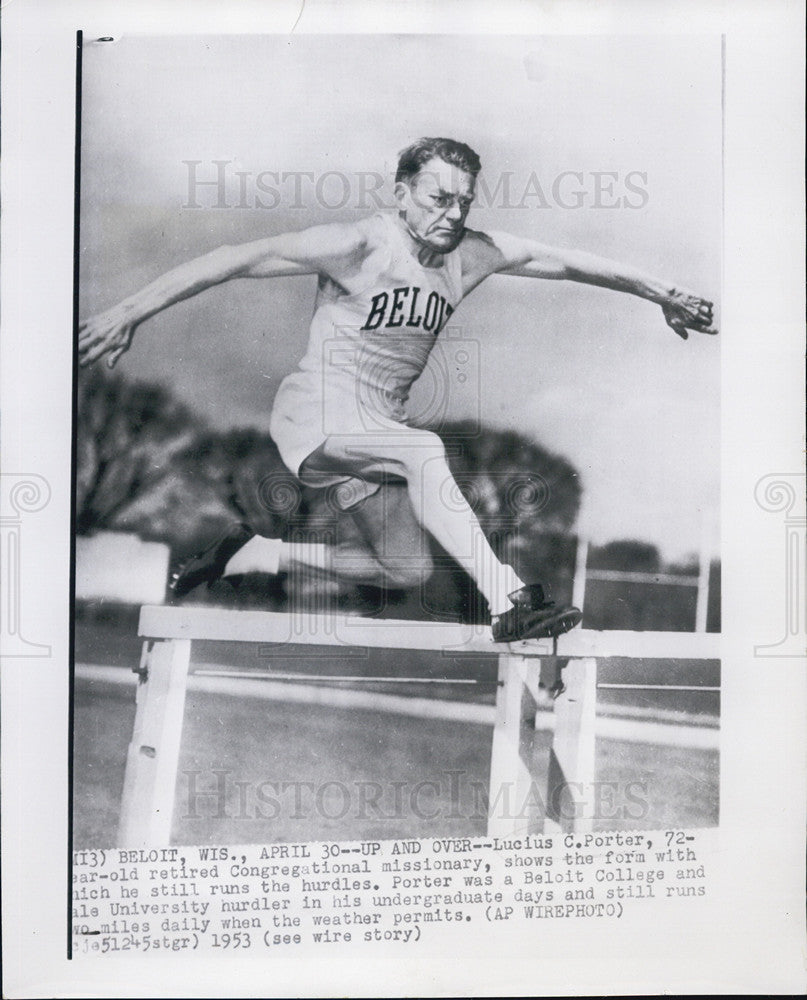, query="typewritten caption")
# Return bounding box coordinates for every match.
[72,830,708,955]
